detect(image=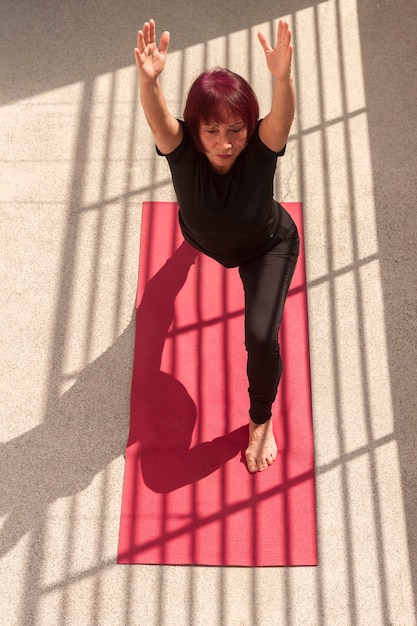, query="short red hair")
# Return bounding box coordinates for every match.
[183,68,259,151]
